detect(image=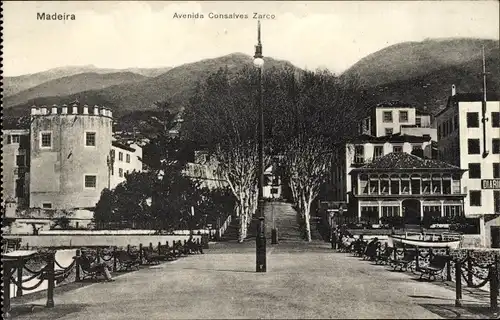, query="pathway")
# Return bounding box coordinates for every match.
[8,203,495,319]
